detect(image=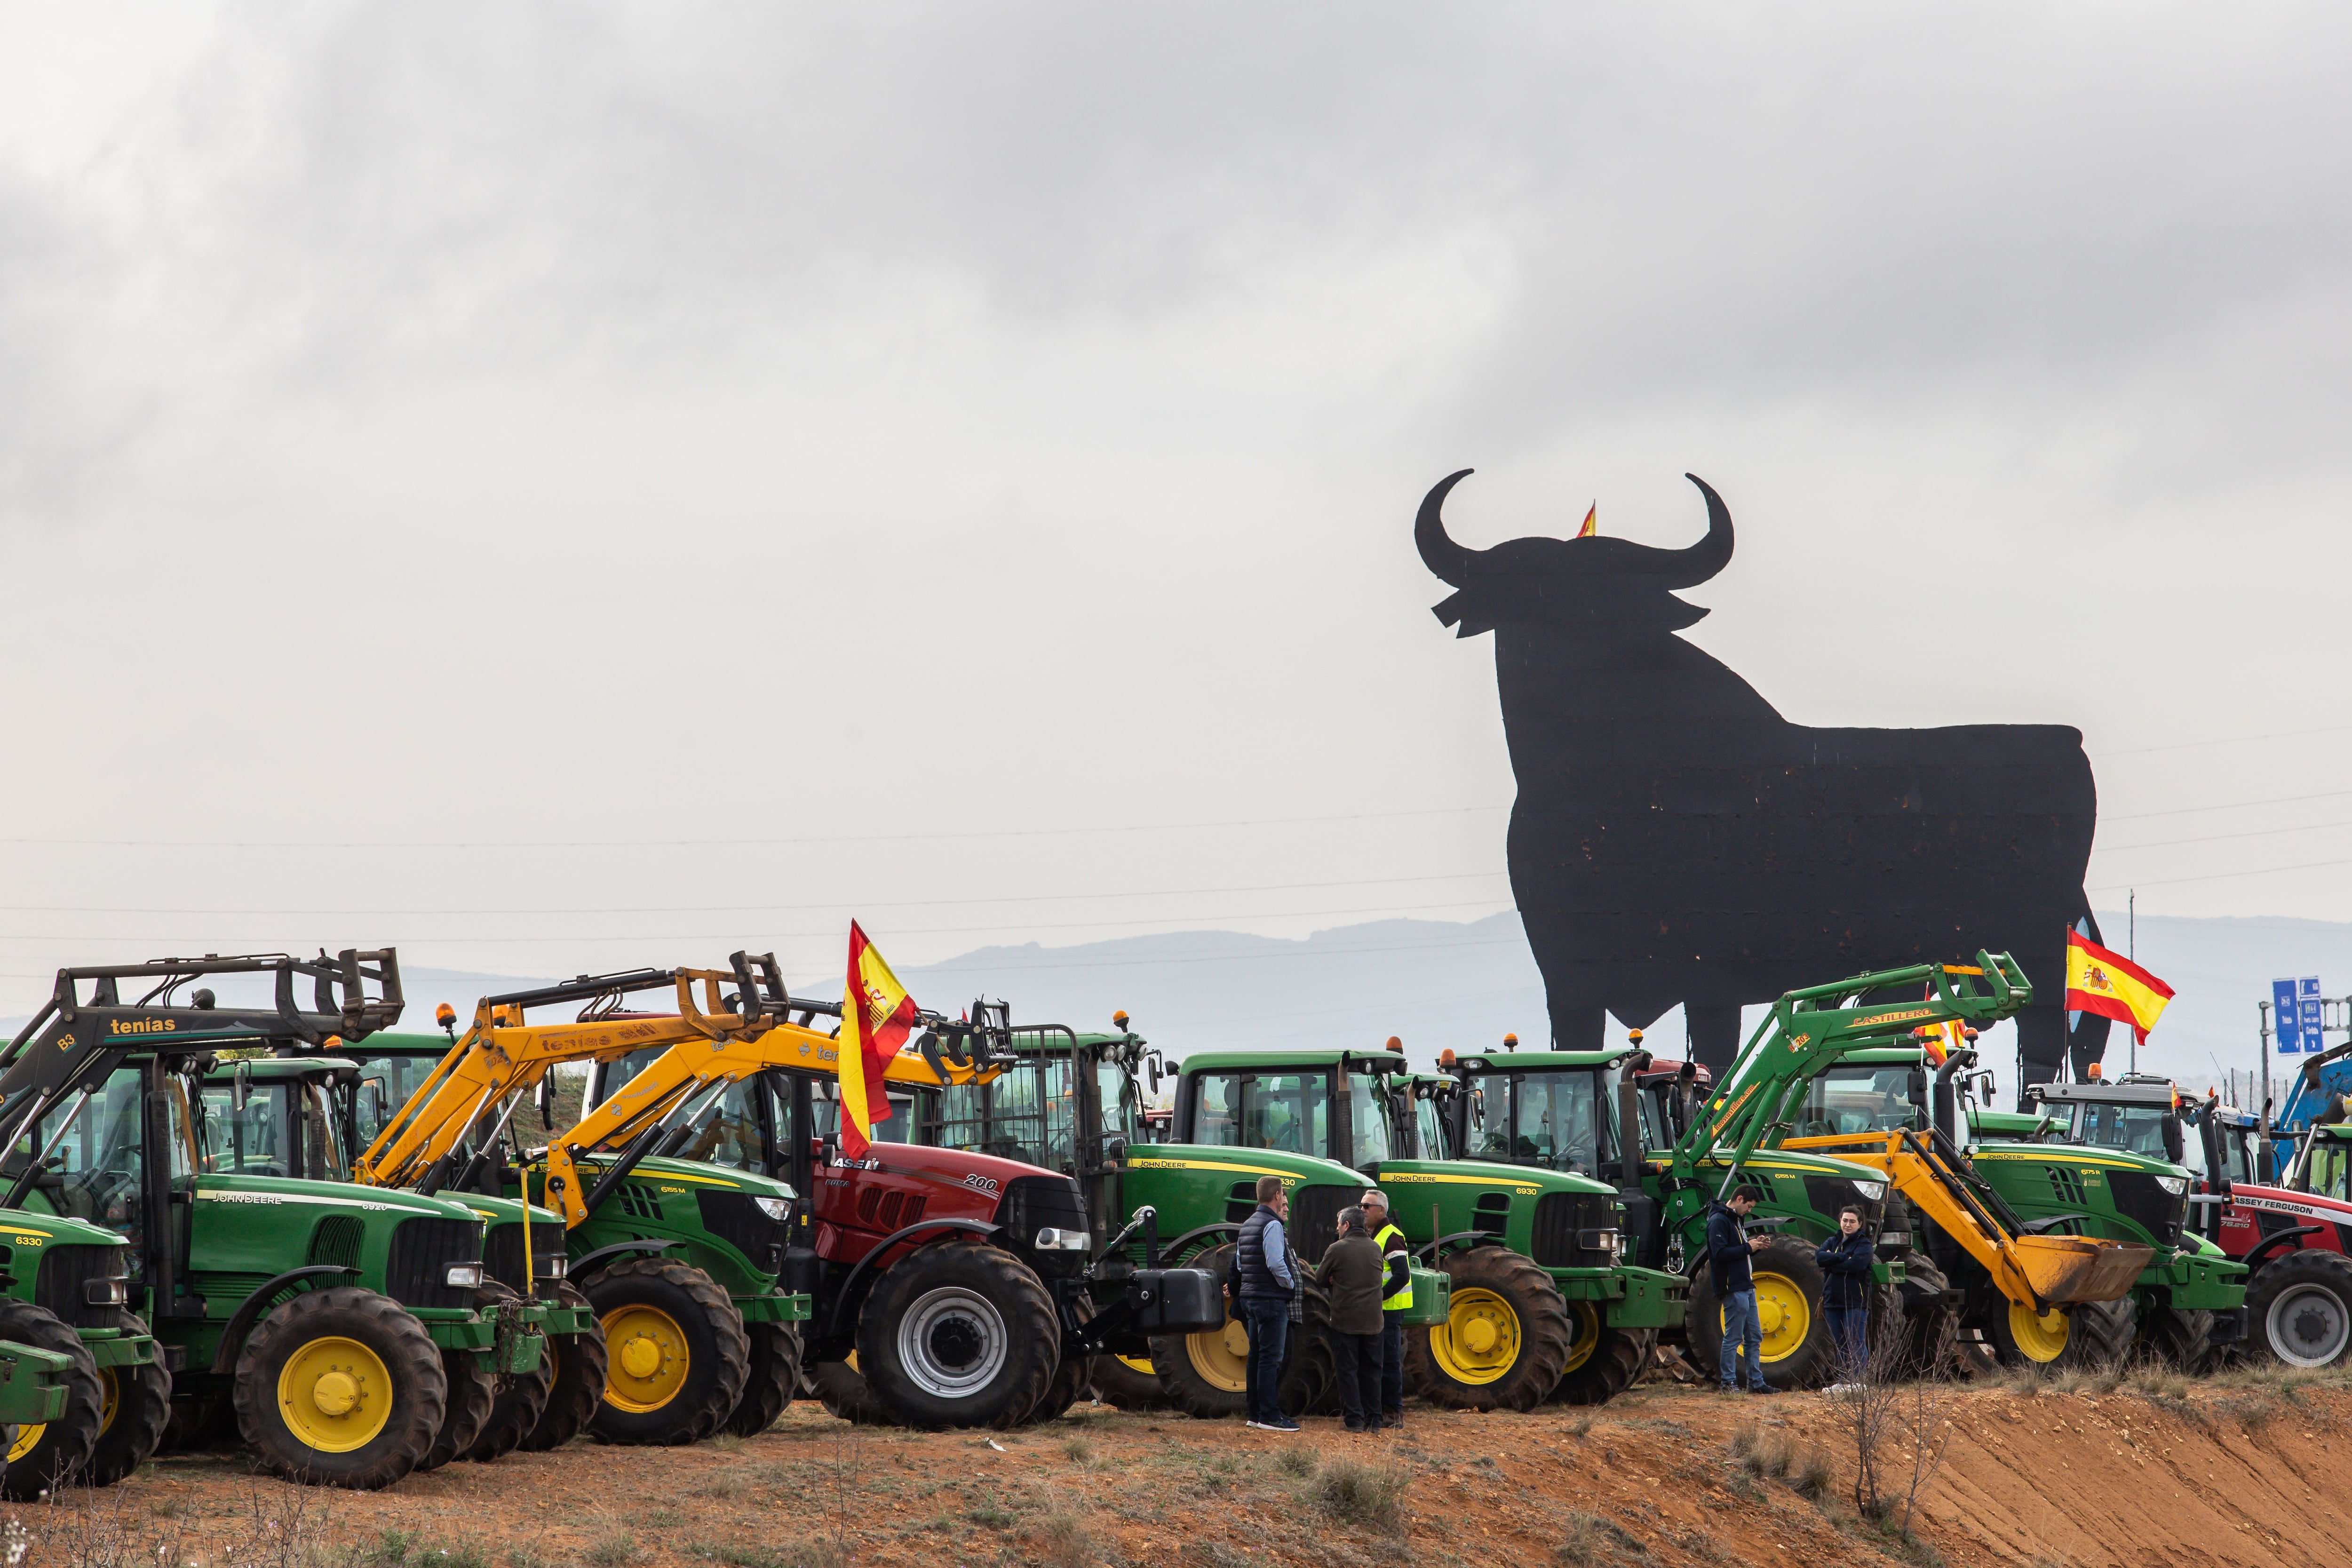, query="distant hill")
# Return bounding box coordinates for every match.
[12,912,2343,1104]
